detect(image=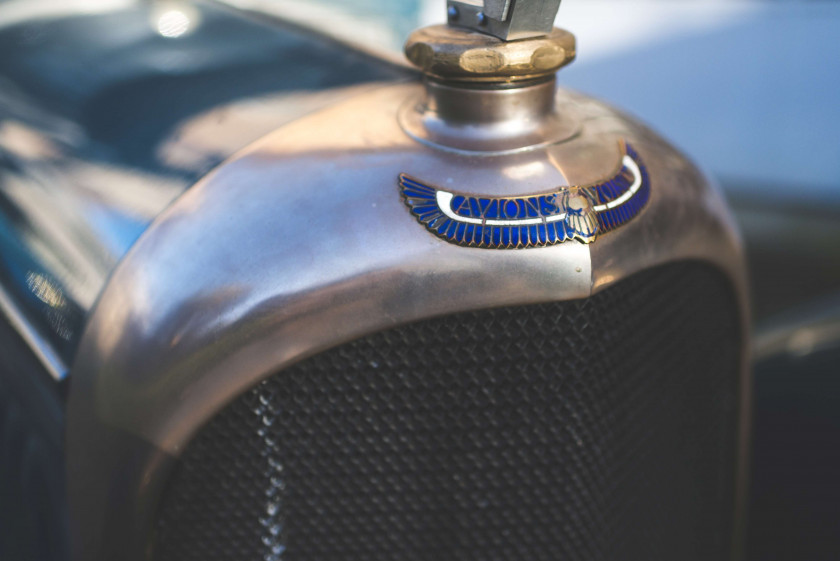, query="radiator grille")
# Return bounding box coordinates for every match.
[155,262,741,561]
